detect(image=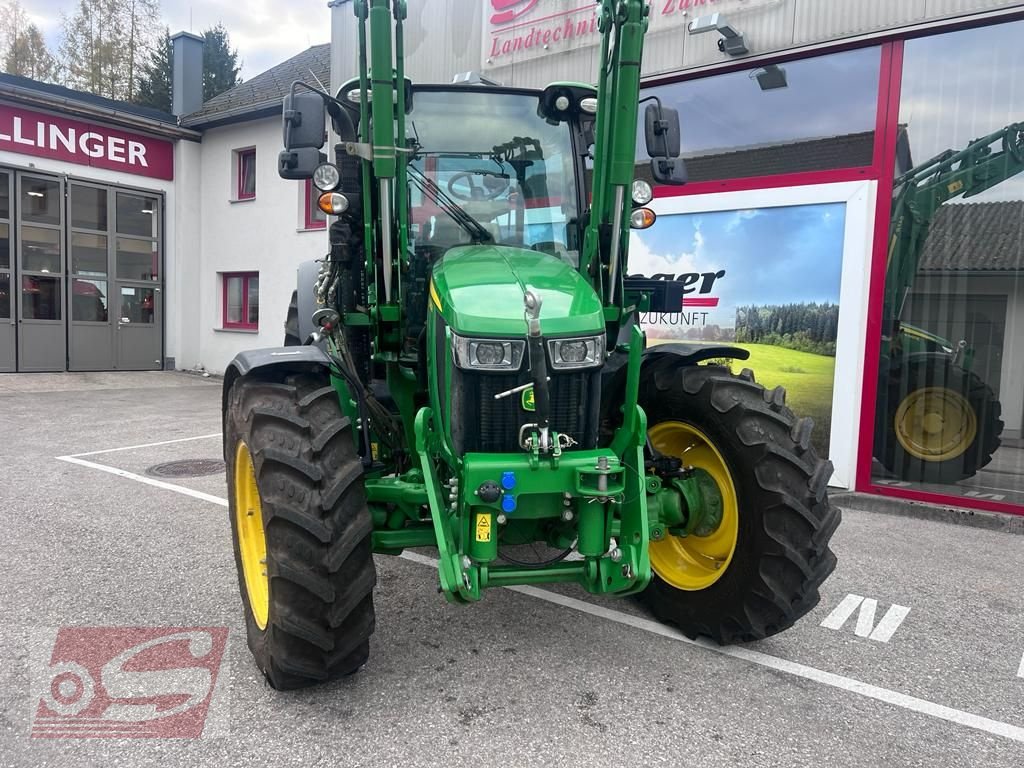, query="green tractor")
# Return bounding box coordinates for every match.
[874,123,1022,483]
[222,0,839,690]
